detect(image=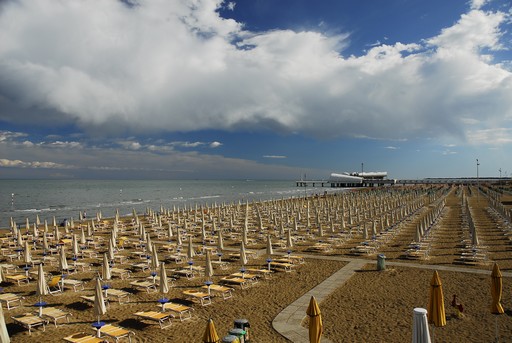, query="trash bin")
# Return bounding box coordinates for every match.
[234,319,250,343]
[221,335,240,343]
[228,328,246,343]
[377,254,386,271]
